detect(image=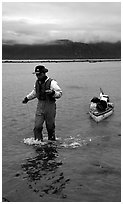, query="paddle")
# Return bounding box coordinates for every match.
[100,87,104,94]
